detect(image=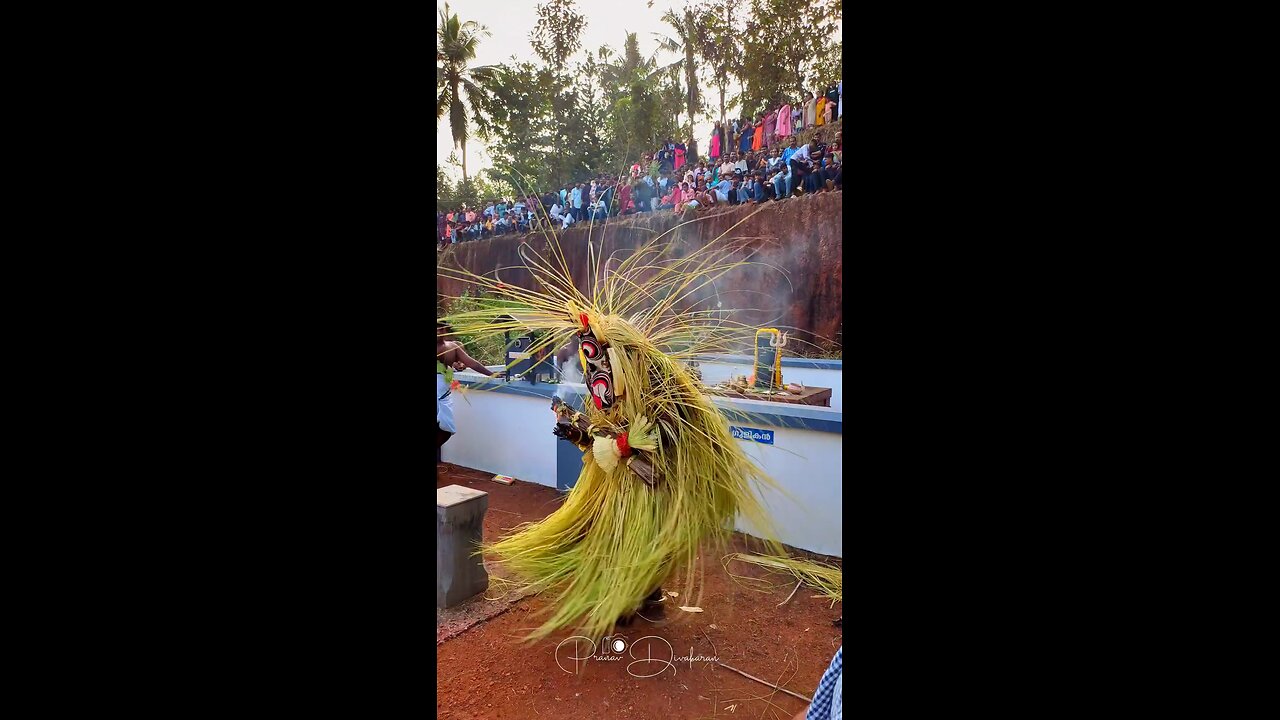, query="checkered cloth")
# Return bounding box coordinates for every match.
[806,646,842,720]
